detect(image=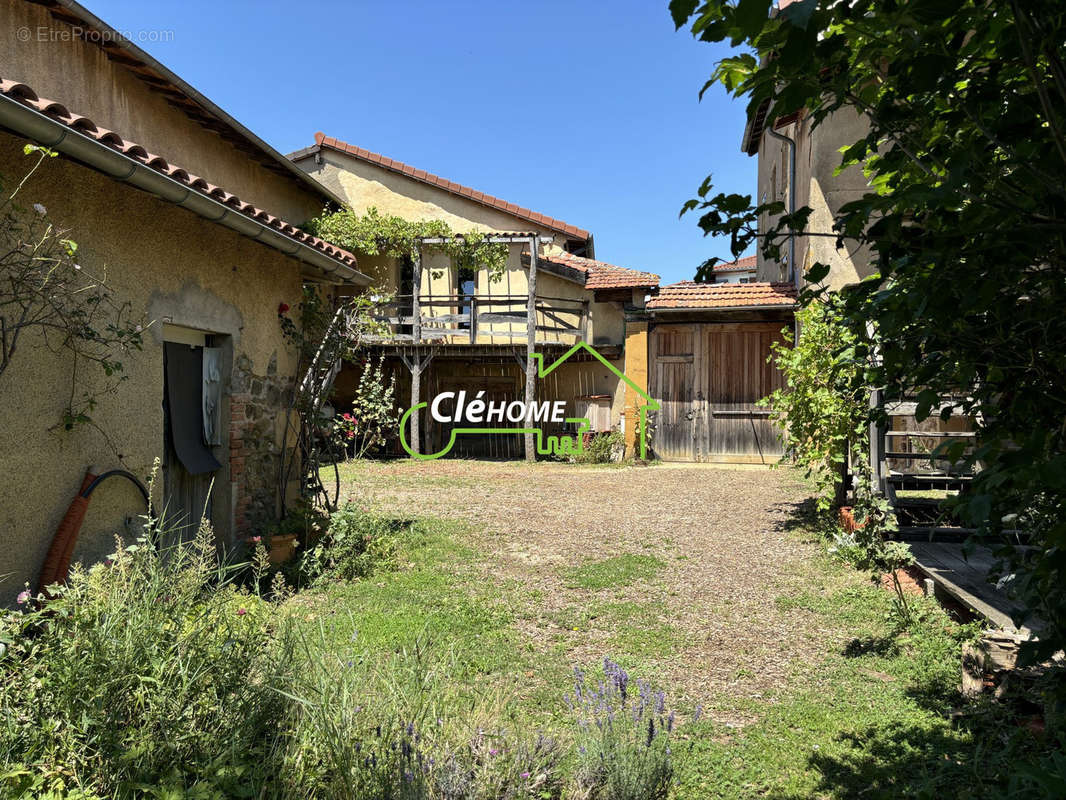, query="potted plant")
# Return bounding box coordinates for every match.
[256,498,329,566]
